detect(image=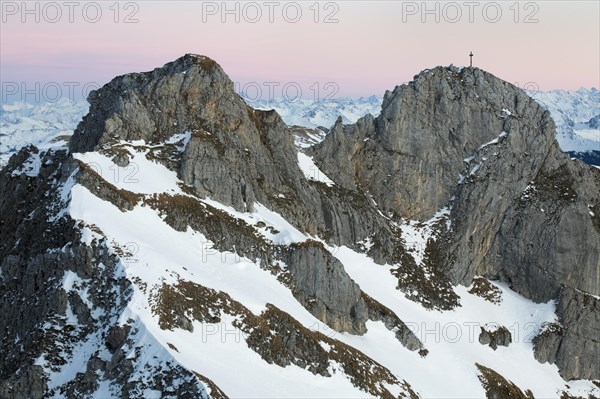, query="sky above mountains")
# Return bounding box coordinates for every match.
[1,1,598,100]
